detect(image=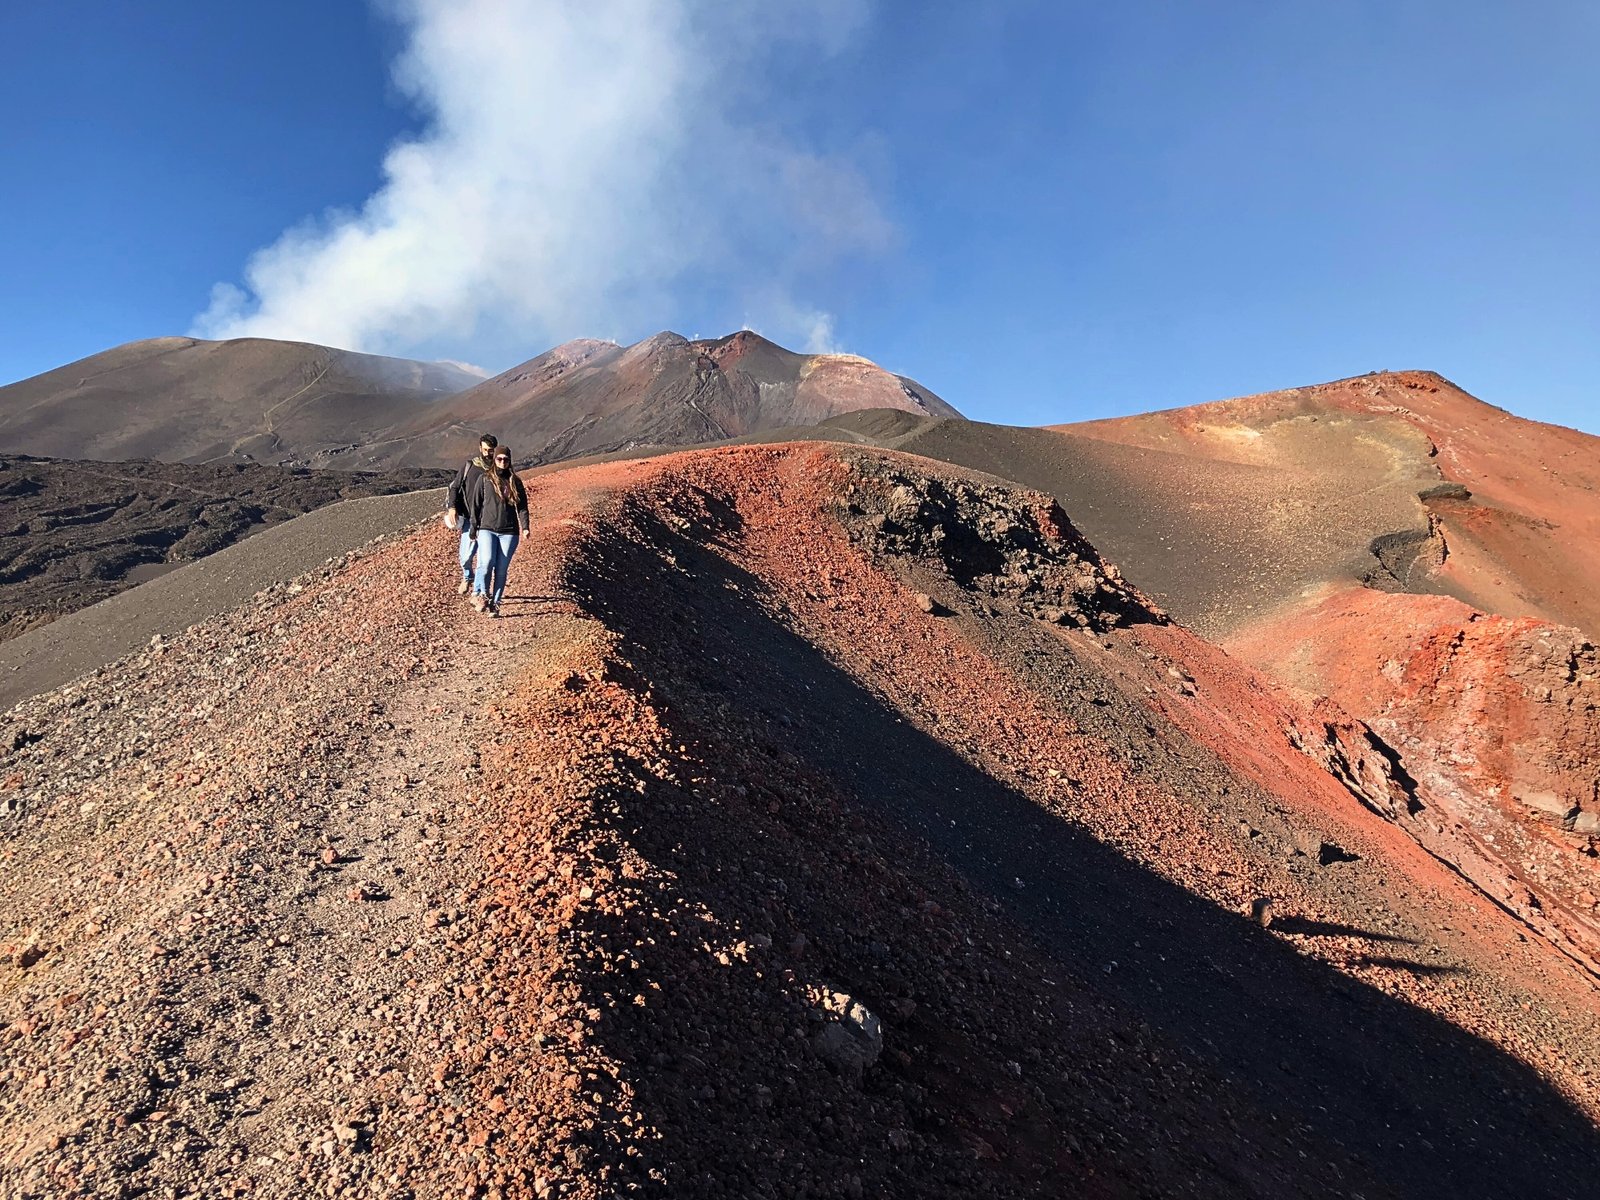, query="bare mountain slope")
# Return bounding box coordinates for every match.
[796,376,1600,973]
[768,372,1599,642]
[1049,373,1600,939]
[2,443,1598,1198]
[0,337,481,464]
[1060,369,1600,638]
[689,379,1600,966]
[840,413,1407,638]
[352,329,960,468]
[0,332,957,473]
